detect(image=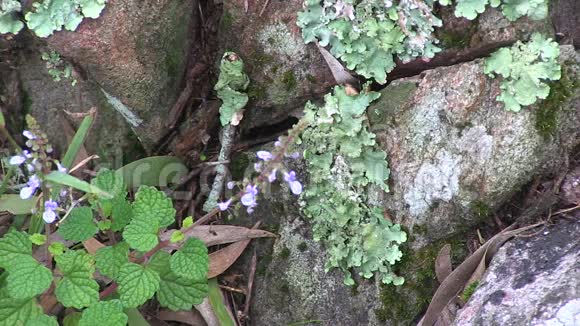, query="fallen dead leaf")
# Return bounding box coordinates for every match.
[435,244,452,283]
[160,225,275,247]
[158,309,206,326]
